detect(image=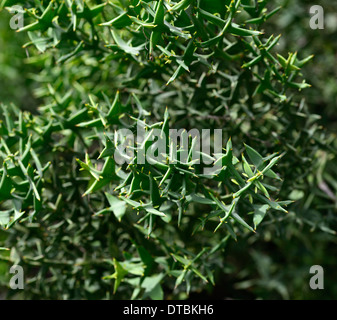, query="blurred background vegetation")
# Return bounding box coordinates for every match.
[0,1,336,300]
[0,11,39,111]
[272,0,337,134]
